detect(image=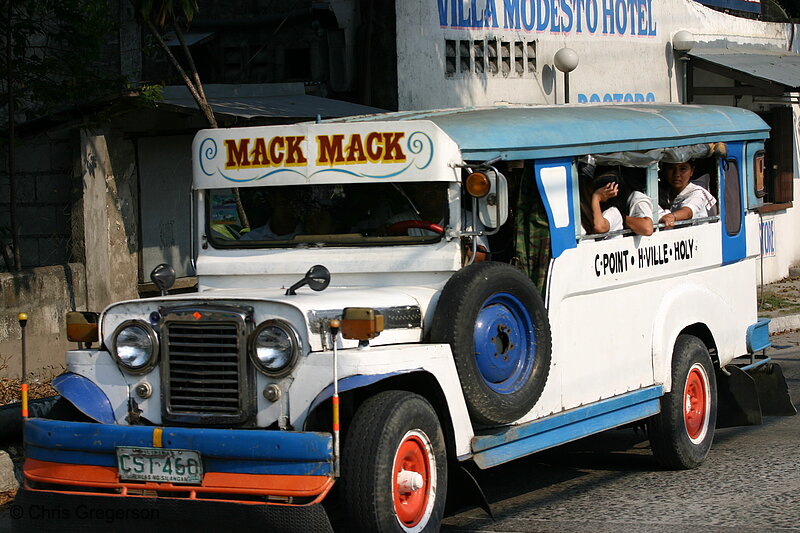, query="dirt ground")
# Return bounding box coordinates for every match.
[0,380,57,505]
[758,275,800,318]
